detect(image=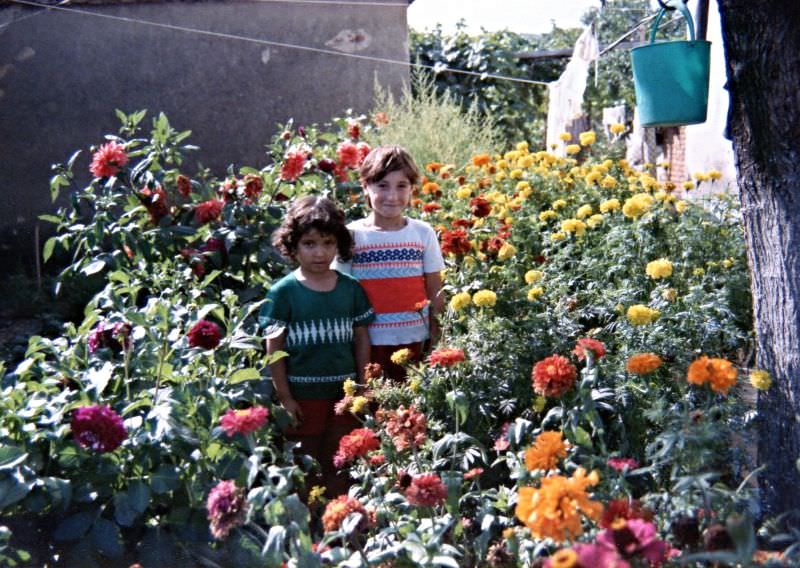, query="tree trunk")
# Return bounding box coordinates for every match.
[717,0,800,518]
